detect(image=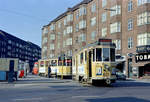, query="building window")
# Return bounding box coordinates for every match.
[112,40,121,50]
[137,12,150,26]
[50,44,55,50]
[63,40,66,48]
[43,37,47,44]
[79,34,86,42]
[76,10,79,20]
[64,18,67,26]
[76,24,79,32]
[102,12,107,22]
[128,37,133,49]
[110,22,121,34]
[128,19,133,30]
[42,46,47,52]
[57,32,61,40]
[57,42,60,49]
[102,0,107,7]
[79,20,86,29]
[66,38,72,45]
[138,0,150,6]
[66,26,73,34]
[79,6,86,16]
[43,28,48,34]
[67,14,73,22]
[50,24,55,31]
[50,54,54,58]
[91,3,96,12]
[58,22,61,28]
[128,0,133,12]
[110,5,121,17]
[90,17,96,26]
[91,31,96,40]
[67,50,72,56]
[8,40,11,44]
[50,34,55,40]
[63,30,66,36]
[102,27,107,37]
[137,33,150,46]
